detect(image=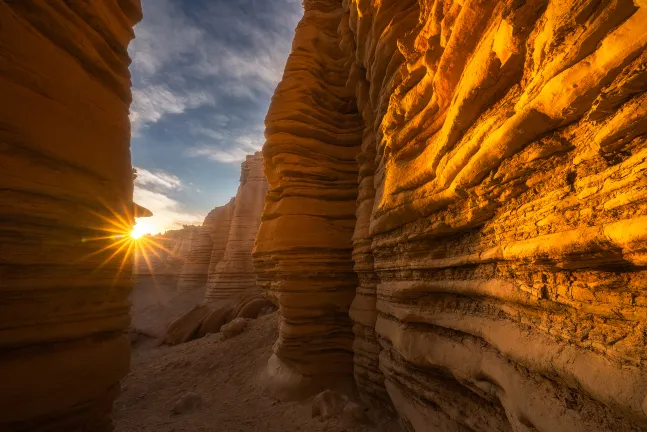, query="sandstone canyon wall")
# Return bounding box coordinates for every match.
[177,213,220,290]
[163,153,270,345]
[204,152,269,303]
[206,198,236,287]
[254,1,365,393]
[174,152,267,297]
[256,0,647,430]
[0,1,141,430]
